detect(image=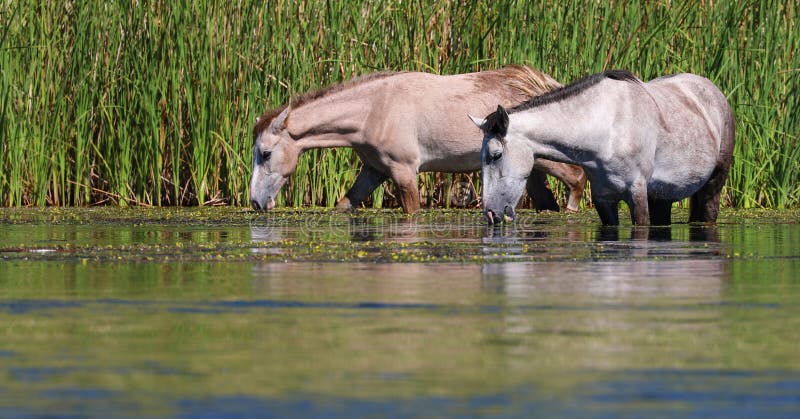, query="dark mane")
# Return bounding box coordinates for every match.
[483,108,509,139]
[253,71,402,140]
[510,69,639,113]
